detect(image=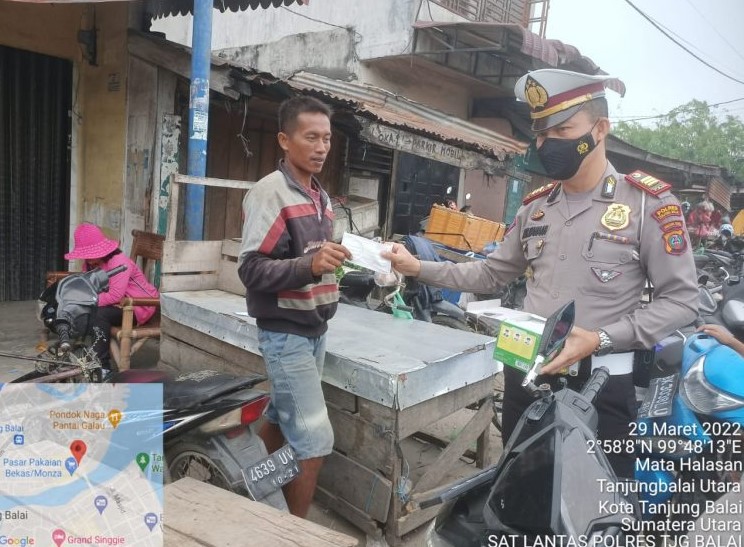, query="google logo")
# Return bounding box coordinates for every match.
[0,537,35,546]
